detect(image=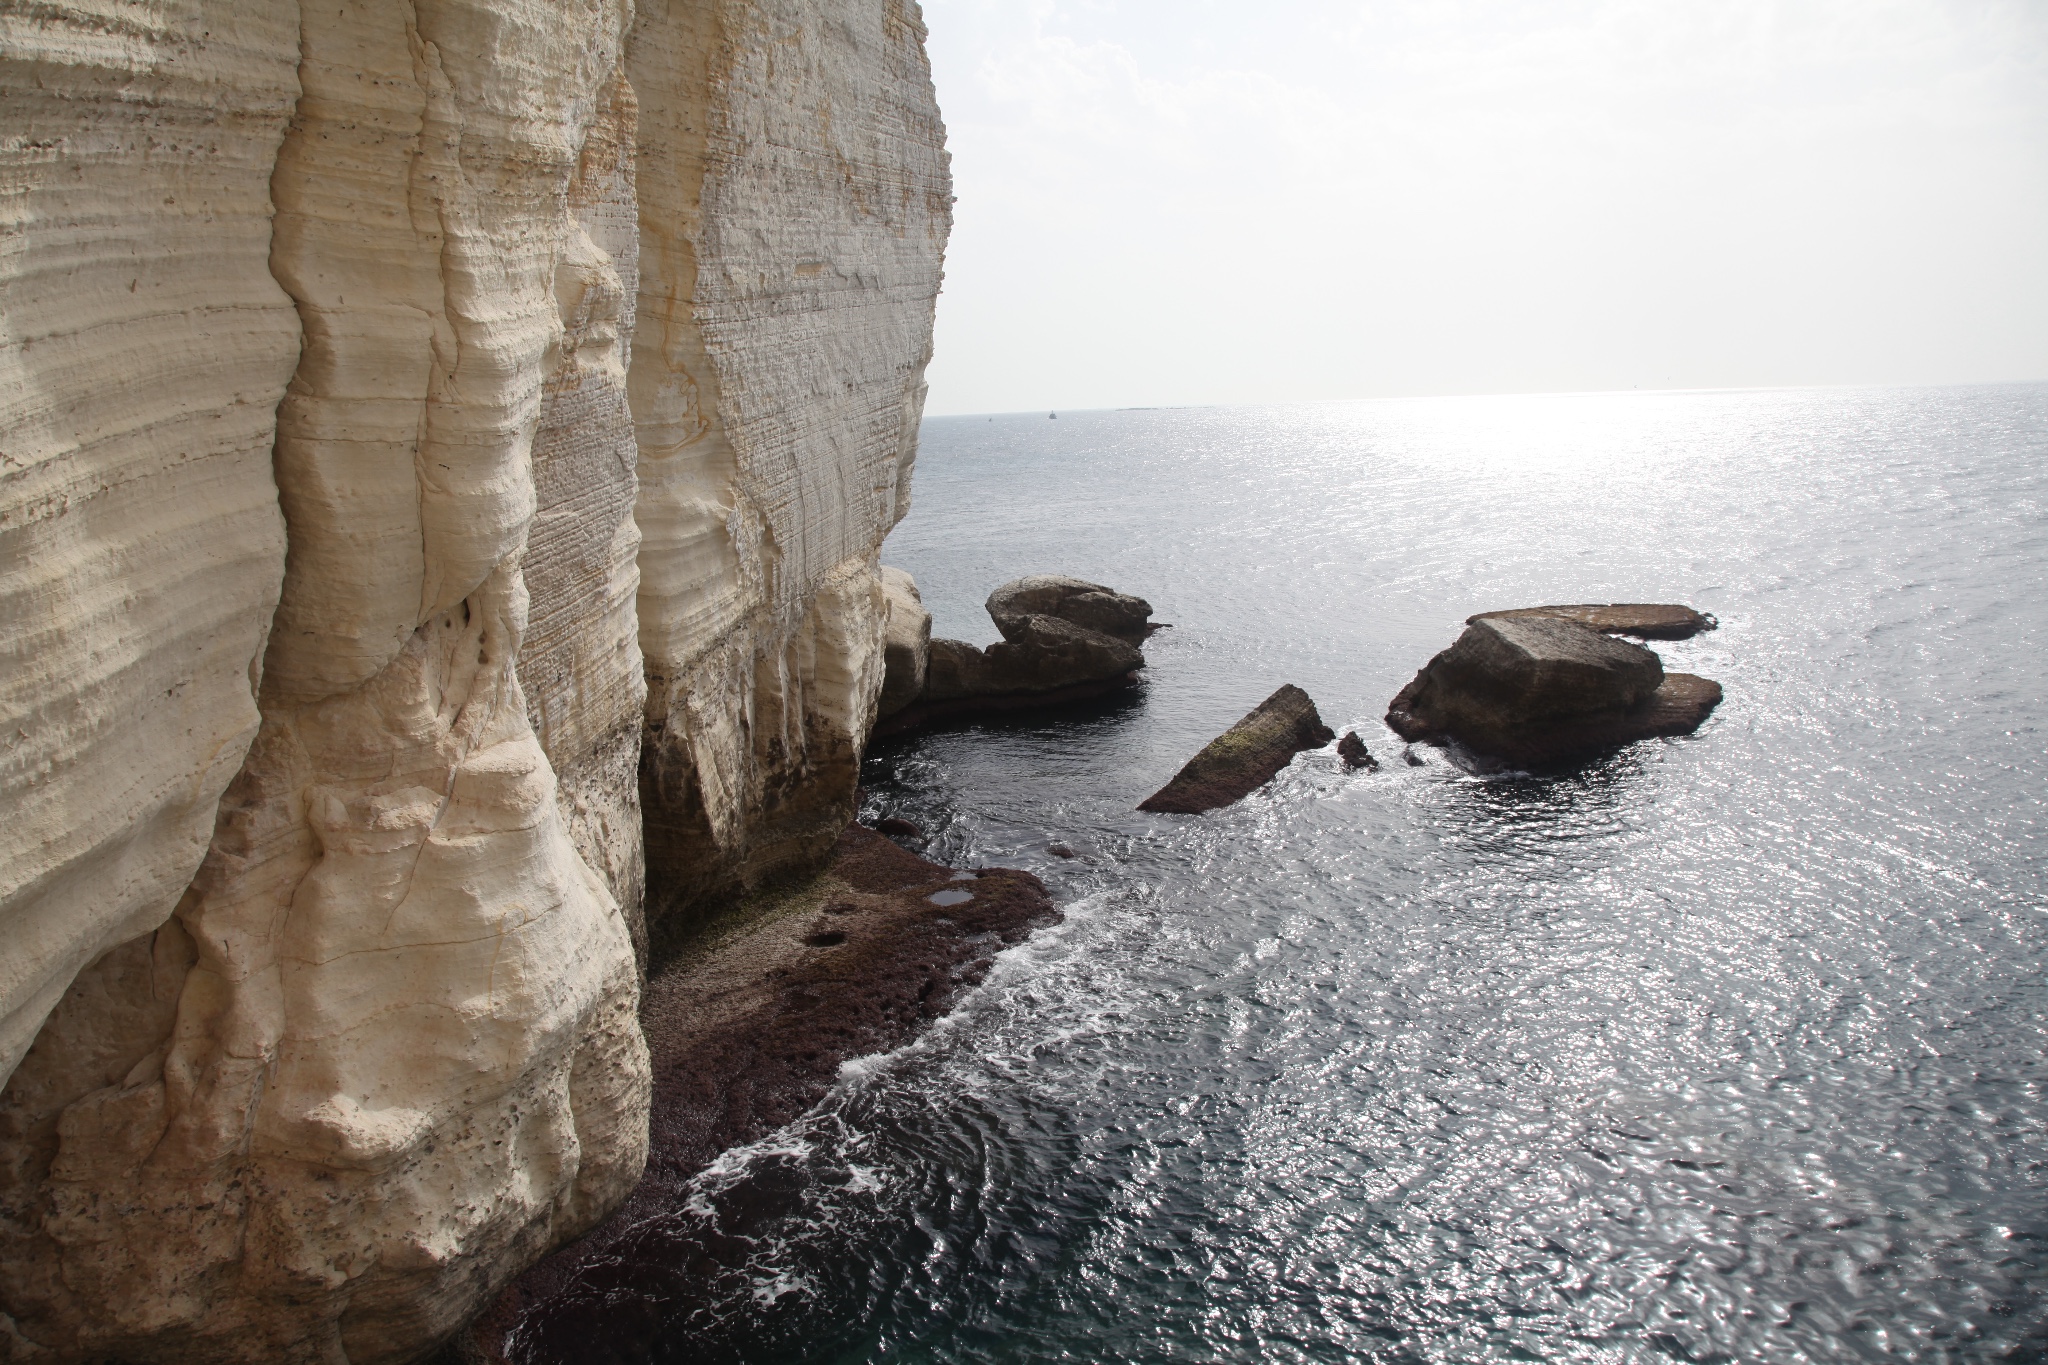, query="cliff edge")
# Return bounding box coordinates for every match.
[0,2,950,1361]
